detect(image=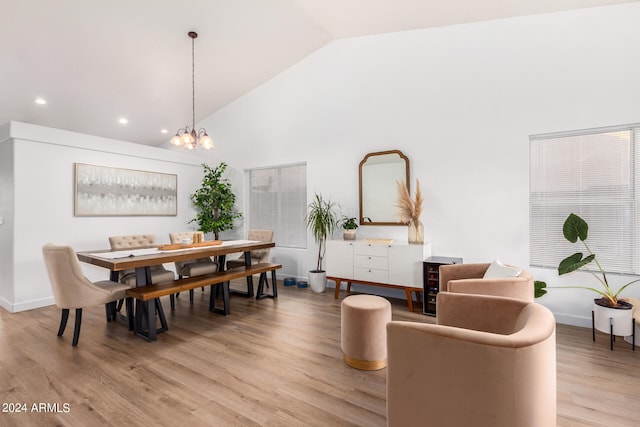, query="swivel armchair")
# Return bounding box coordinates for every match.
[386,292,556,427]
